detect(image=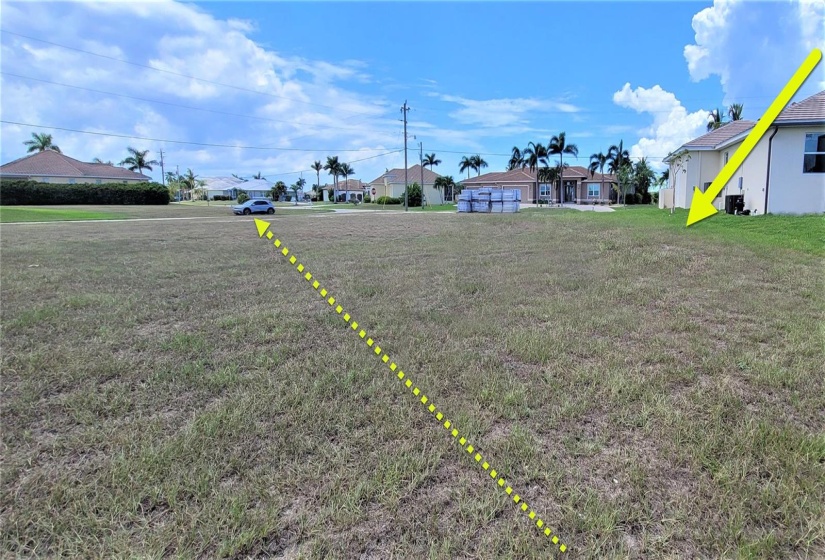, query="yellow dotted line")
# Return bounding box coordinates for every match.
[263,226,567,553]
